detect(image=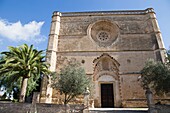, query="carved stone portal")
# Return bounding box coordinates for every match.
[92,53,121,107]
